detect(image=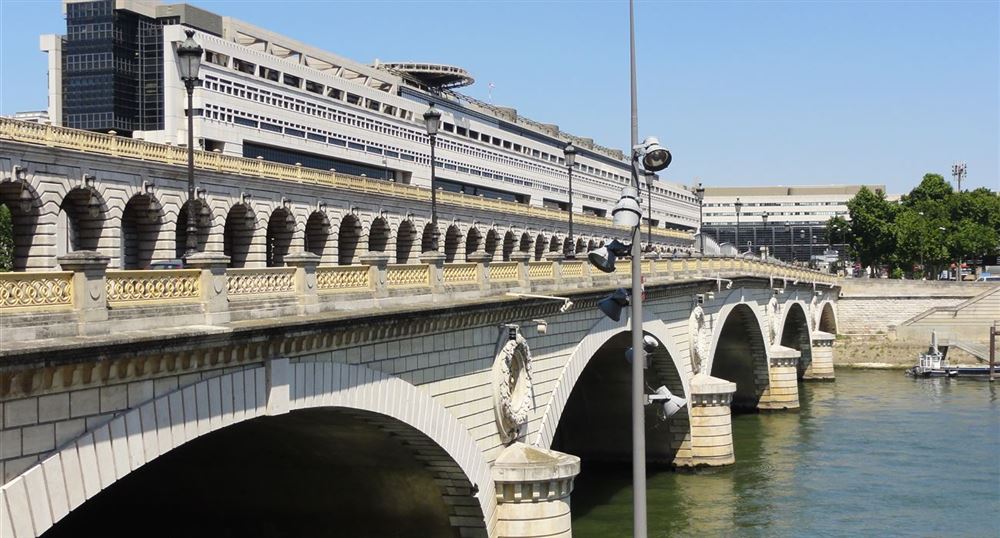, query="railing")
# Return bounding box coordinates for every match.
[442,263,478,285]
[386,264,430,288]
[0,117,690,242]
[0,272,73,310]
[317,266,371,292]
[561,261,584,279]
[227,267,296,296]
[528,262,554,280]
[489,262,519,283]
[106,270,201,305]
